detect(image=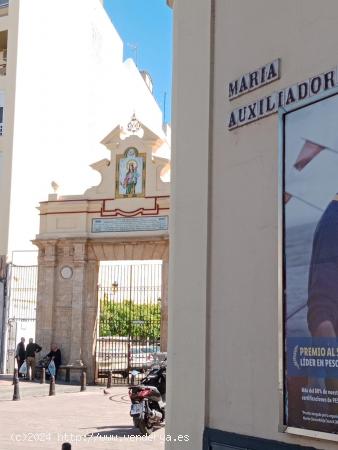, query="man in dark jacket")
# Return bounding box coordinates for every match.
[307,198,338,338]
[15,337,26,378]
[306,198,338,428]
[26,338,42,381]
[47,344,62,379]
